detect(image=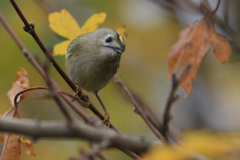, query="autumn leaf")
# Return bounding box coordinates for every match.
[7,68,30,106]
[0,107,22,160]
[167,15,231,97]
[20,136,36,156]
[48,9,106,56]
[144,131,240,160]
[116,25,127,39]
[0,68,36,159]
